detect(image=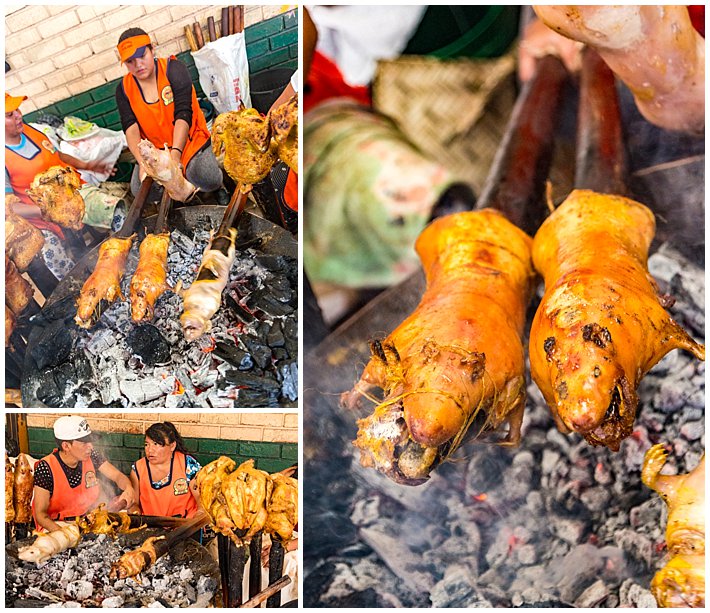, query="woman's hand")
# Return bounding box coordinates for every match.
[518,17,583,82]
[85,159,117,177]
